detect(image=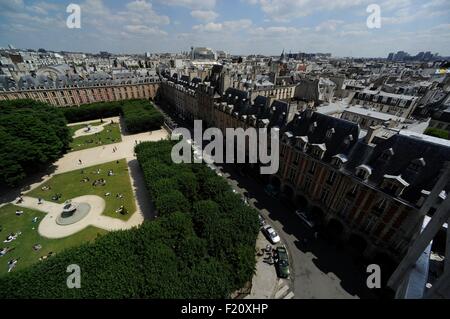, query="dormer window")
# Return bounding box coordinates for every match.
[326,128,335,139]
[356,165,372,180]
[332,154,348,168]
[282,132,293,145]
[309,121,317,133]
[295,136,308,152]
[343,134,354,146]
[408,158,426,173]
[380,148,394,161]
[382,174,409,196]
[310,143,326,159]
